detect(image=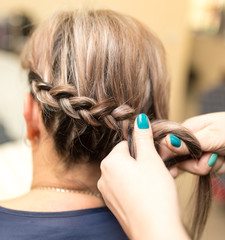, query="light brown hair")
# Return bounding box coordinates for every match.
[21,9,211,239]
